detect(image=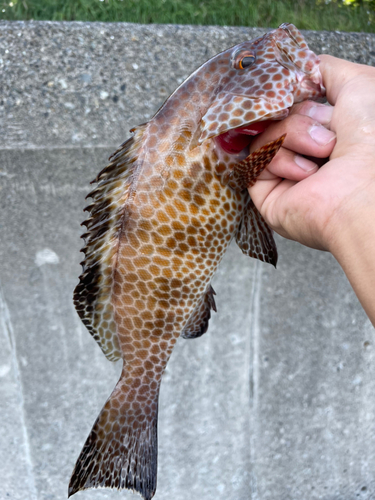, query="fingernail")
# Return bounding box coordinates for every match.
[309,124,336,146]
[307,104,333,124]
[294,154,318,172]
